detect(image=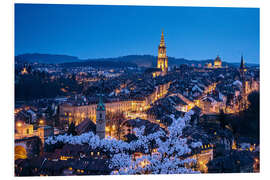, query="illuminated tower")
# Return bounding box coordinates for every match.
[96,95,106,139]
[239,55,248,110]
[157,30,168,73]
